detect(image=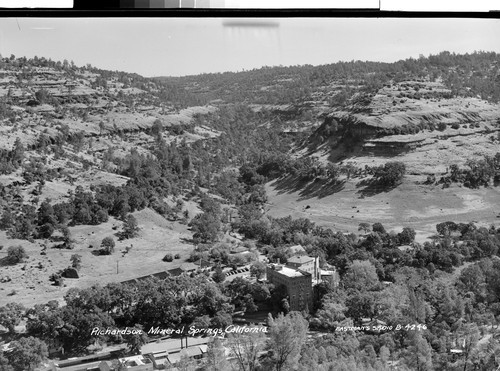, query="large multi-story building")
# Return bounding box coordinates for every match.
[285,255,320,281]
[266,264,313,312]
[266,251,340,312]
